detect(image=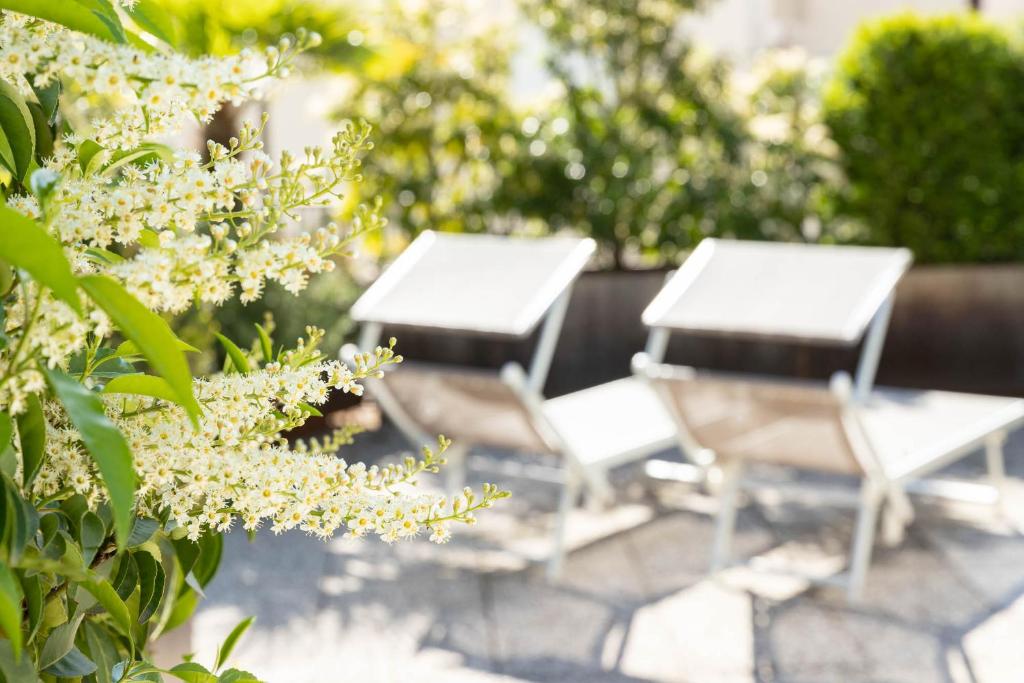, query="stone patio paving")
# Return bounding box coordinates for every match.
[187,426,1024,682]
